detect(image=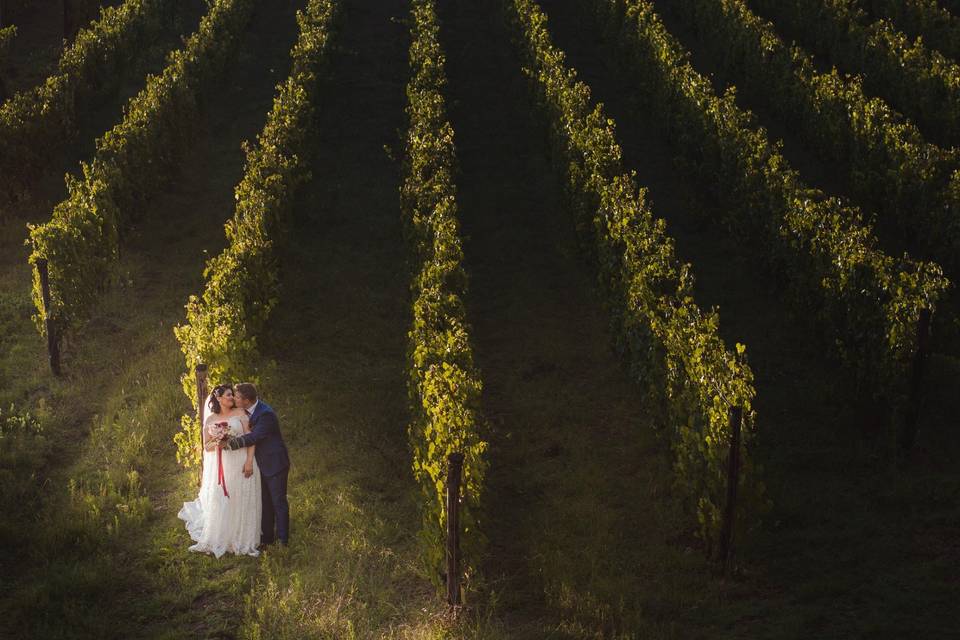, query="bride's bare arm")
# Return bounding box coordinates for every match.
[203,416,219,451]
